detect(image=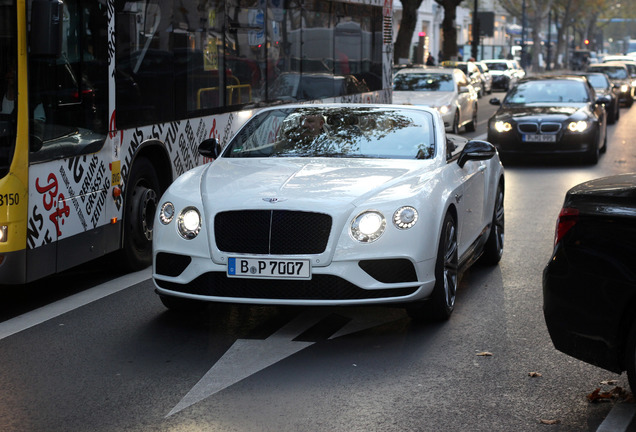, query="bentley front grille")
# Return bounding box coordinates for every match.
[214,210,332,255]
